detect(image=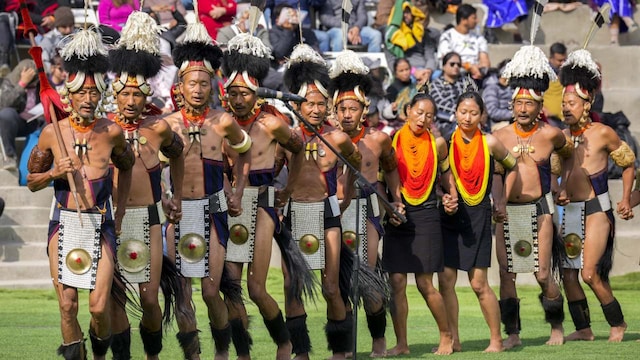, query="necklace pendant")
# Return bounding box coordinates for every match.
[528,145,535,153]
[512,145,519,153]
[312,143,318,160]
[139,136,147,145]
[182,128,188,135]
[318,147,326,157]
[305,143,311,160]
[200,128,207,135]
